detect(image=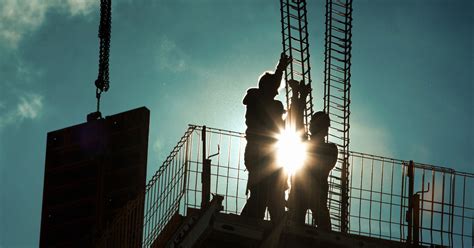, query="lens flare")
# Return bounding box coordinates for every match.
[276,128,306,175]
